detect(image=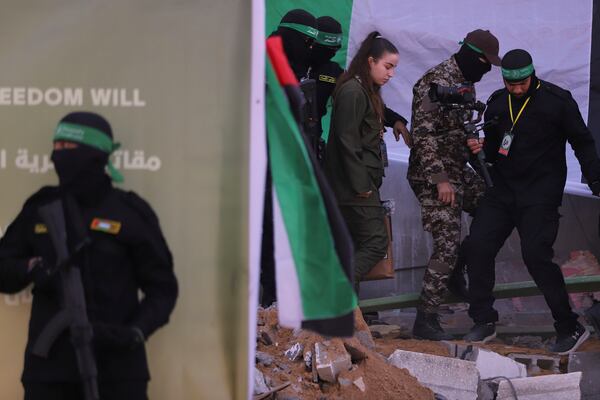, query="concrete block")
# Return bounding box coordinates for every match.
[496,372,582,400]
[467,348,527,379]
[388,349,480,400]
[569,352,600,400]
[507,353,560,374]
[314,341,352,383]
